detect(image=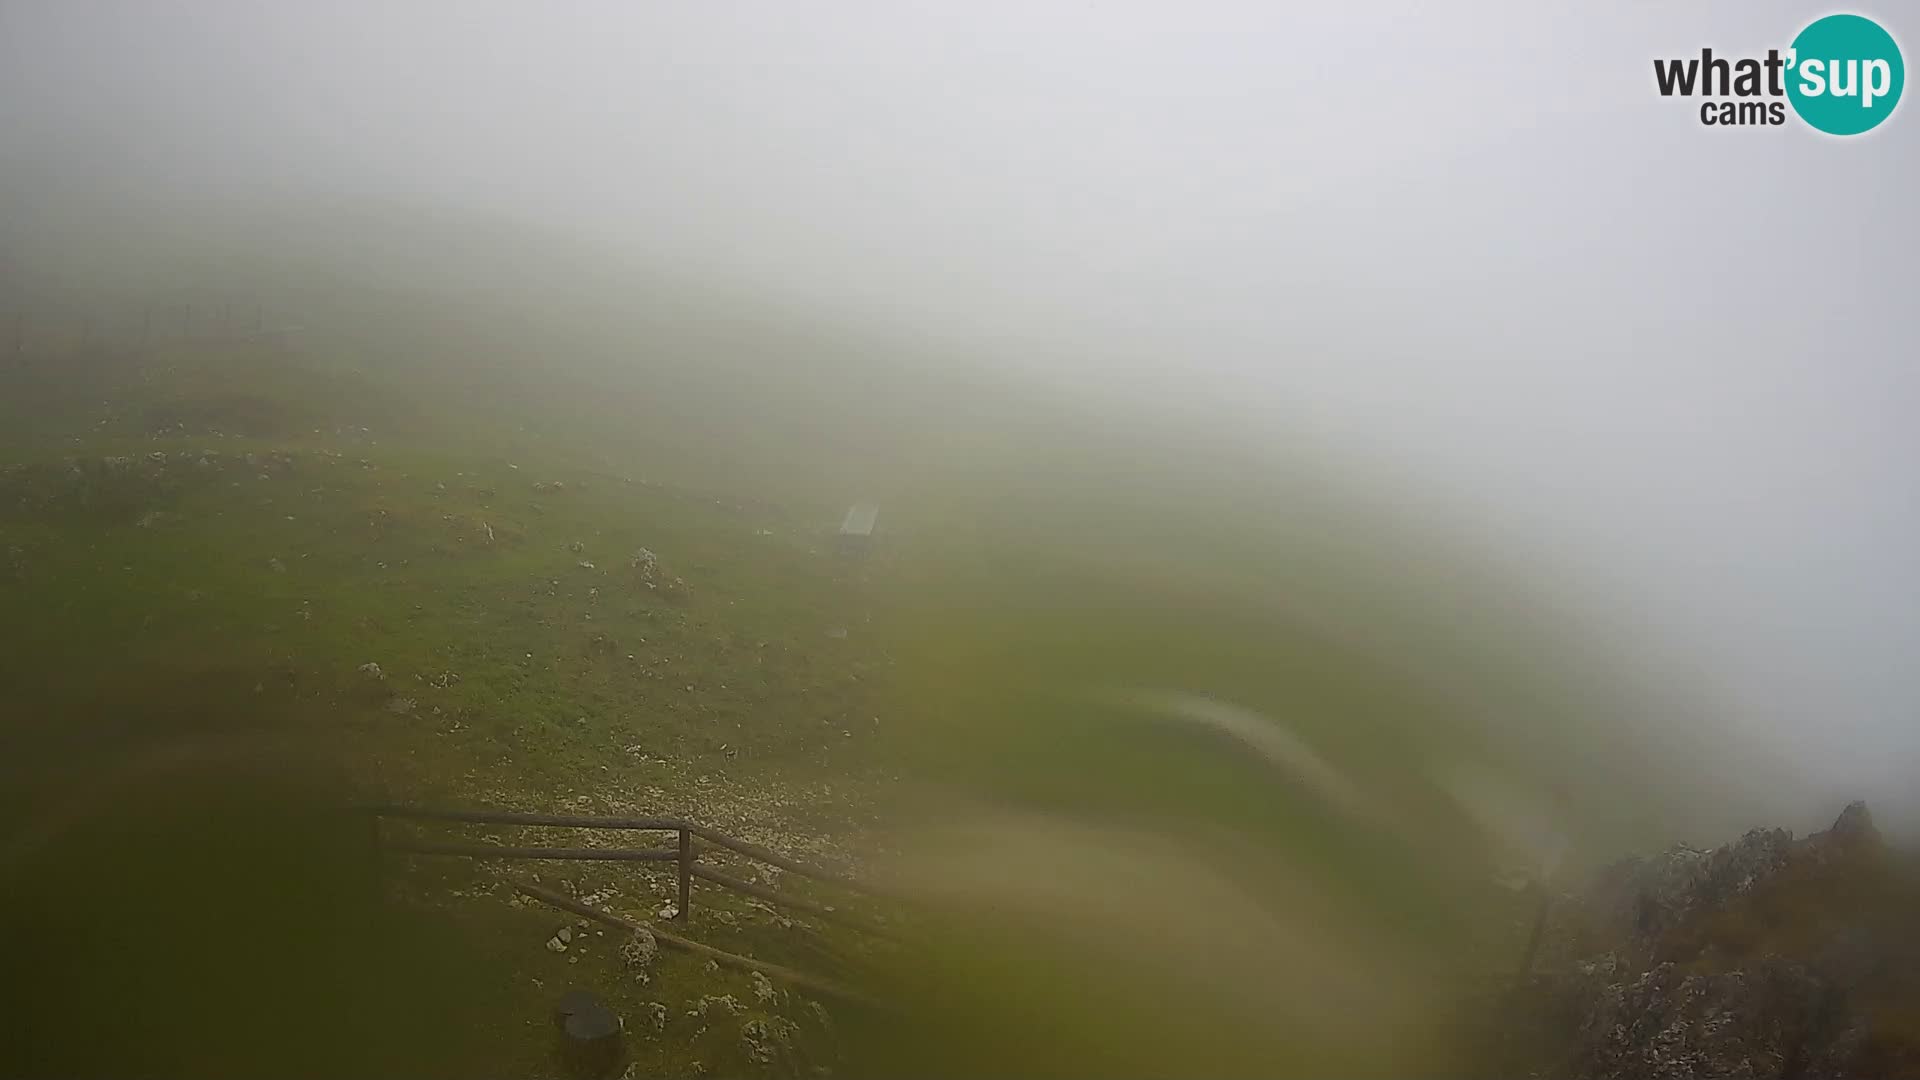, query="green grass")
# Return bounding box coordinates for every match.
[1,439,889,786]
[0,329,1697,1077]
[1,340,906,1077]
